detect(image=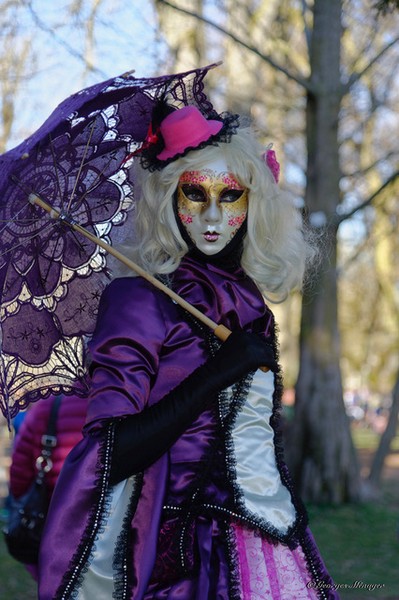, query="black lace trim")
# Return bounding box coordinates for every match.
[299,528,338,600]
[55,424,115,599]
[225,522,242,600]
[139,111,240,172]
[112,472,144,600]
[265,321,309,546]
